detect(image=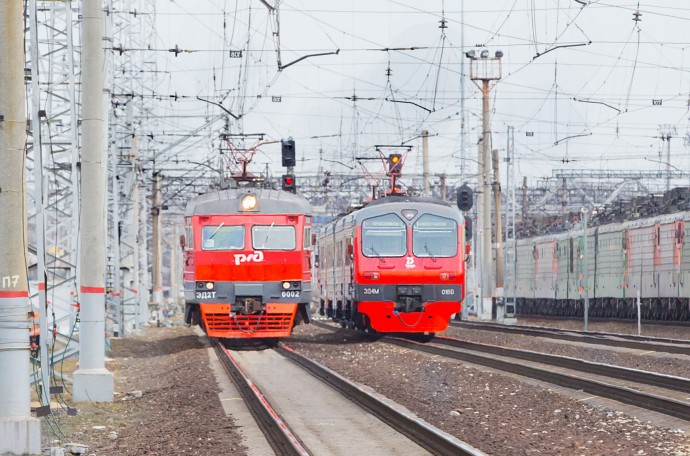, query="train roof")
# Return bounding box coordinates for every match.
[516,210,690,245]
[365,194,452,208]
[185,187,312,216]
[320,195,462,233]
